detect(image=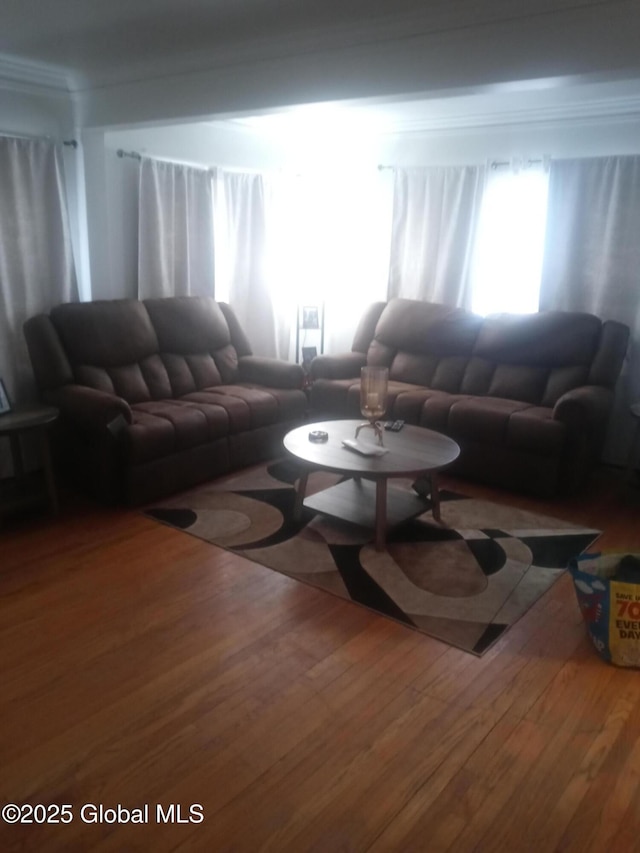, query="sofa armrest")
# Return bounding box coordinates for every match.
[309,352,367,381]
[44,385,133,429]
[553,385,613,433]
[238,356,304,389]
